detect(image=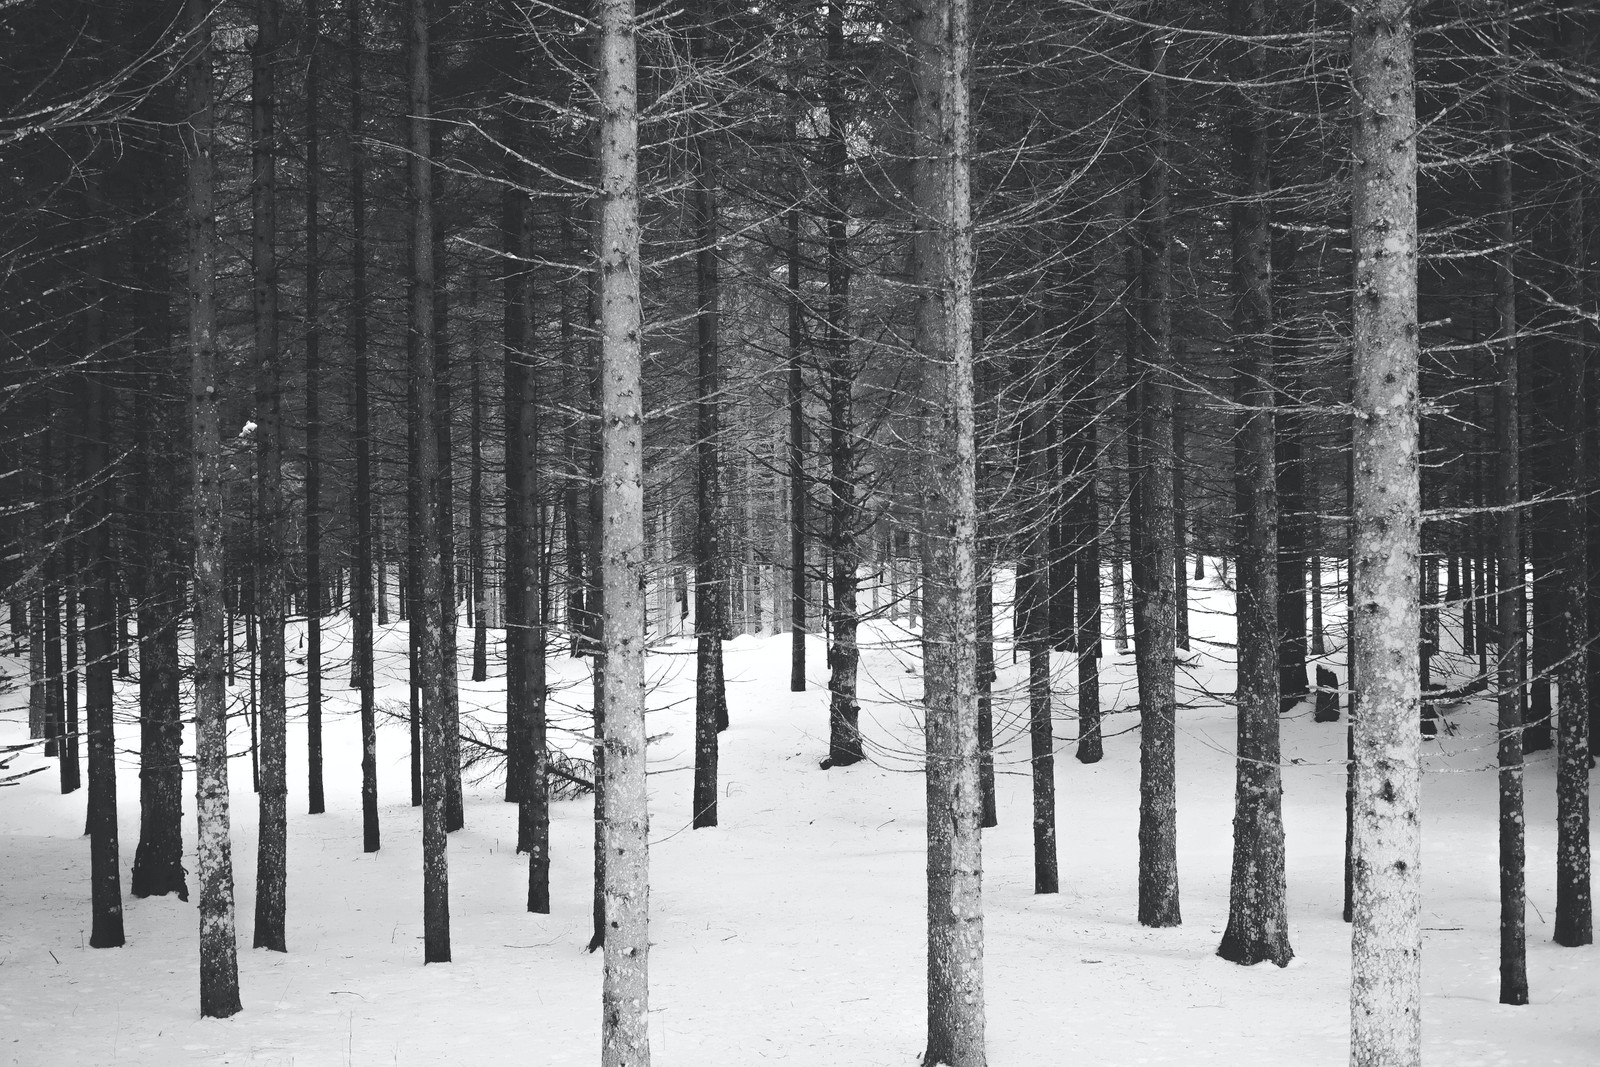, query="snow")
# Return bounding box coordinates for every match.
[1,568,1596,1065]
